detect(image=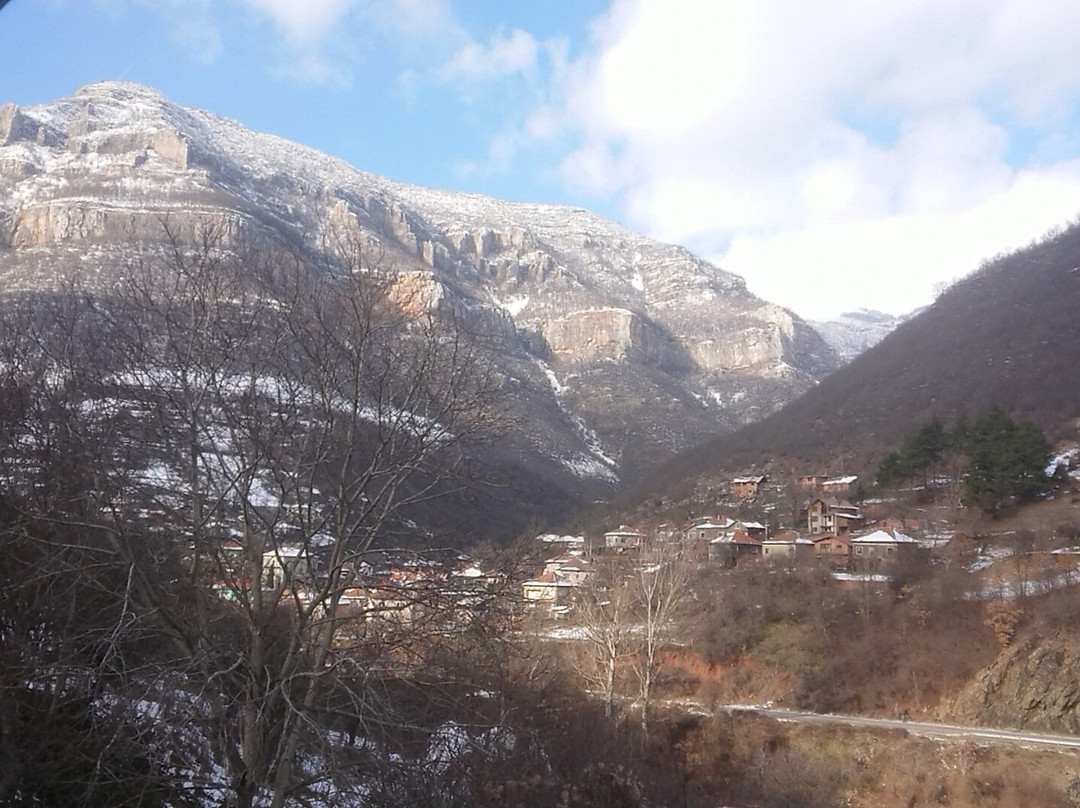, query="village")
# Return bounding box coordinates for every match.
[521,470,1080,615]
